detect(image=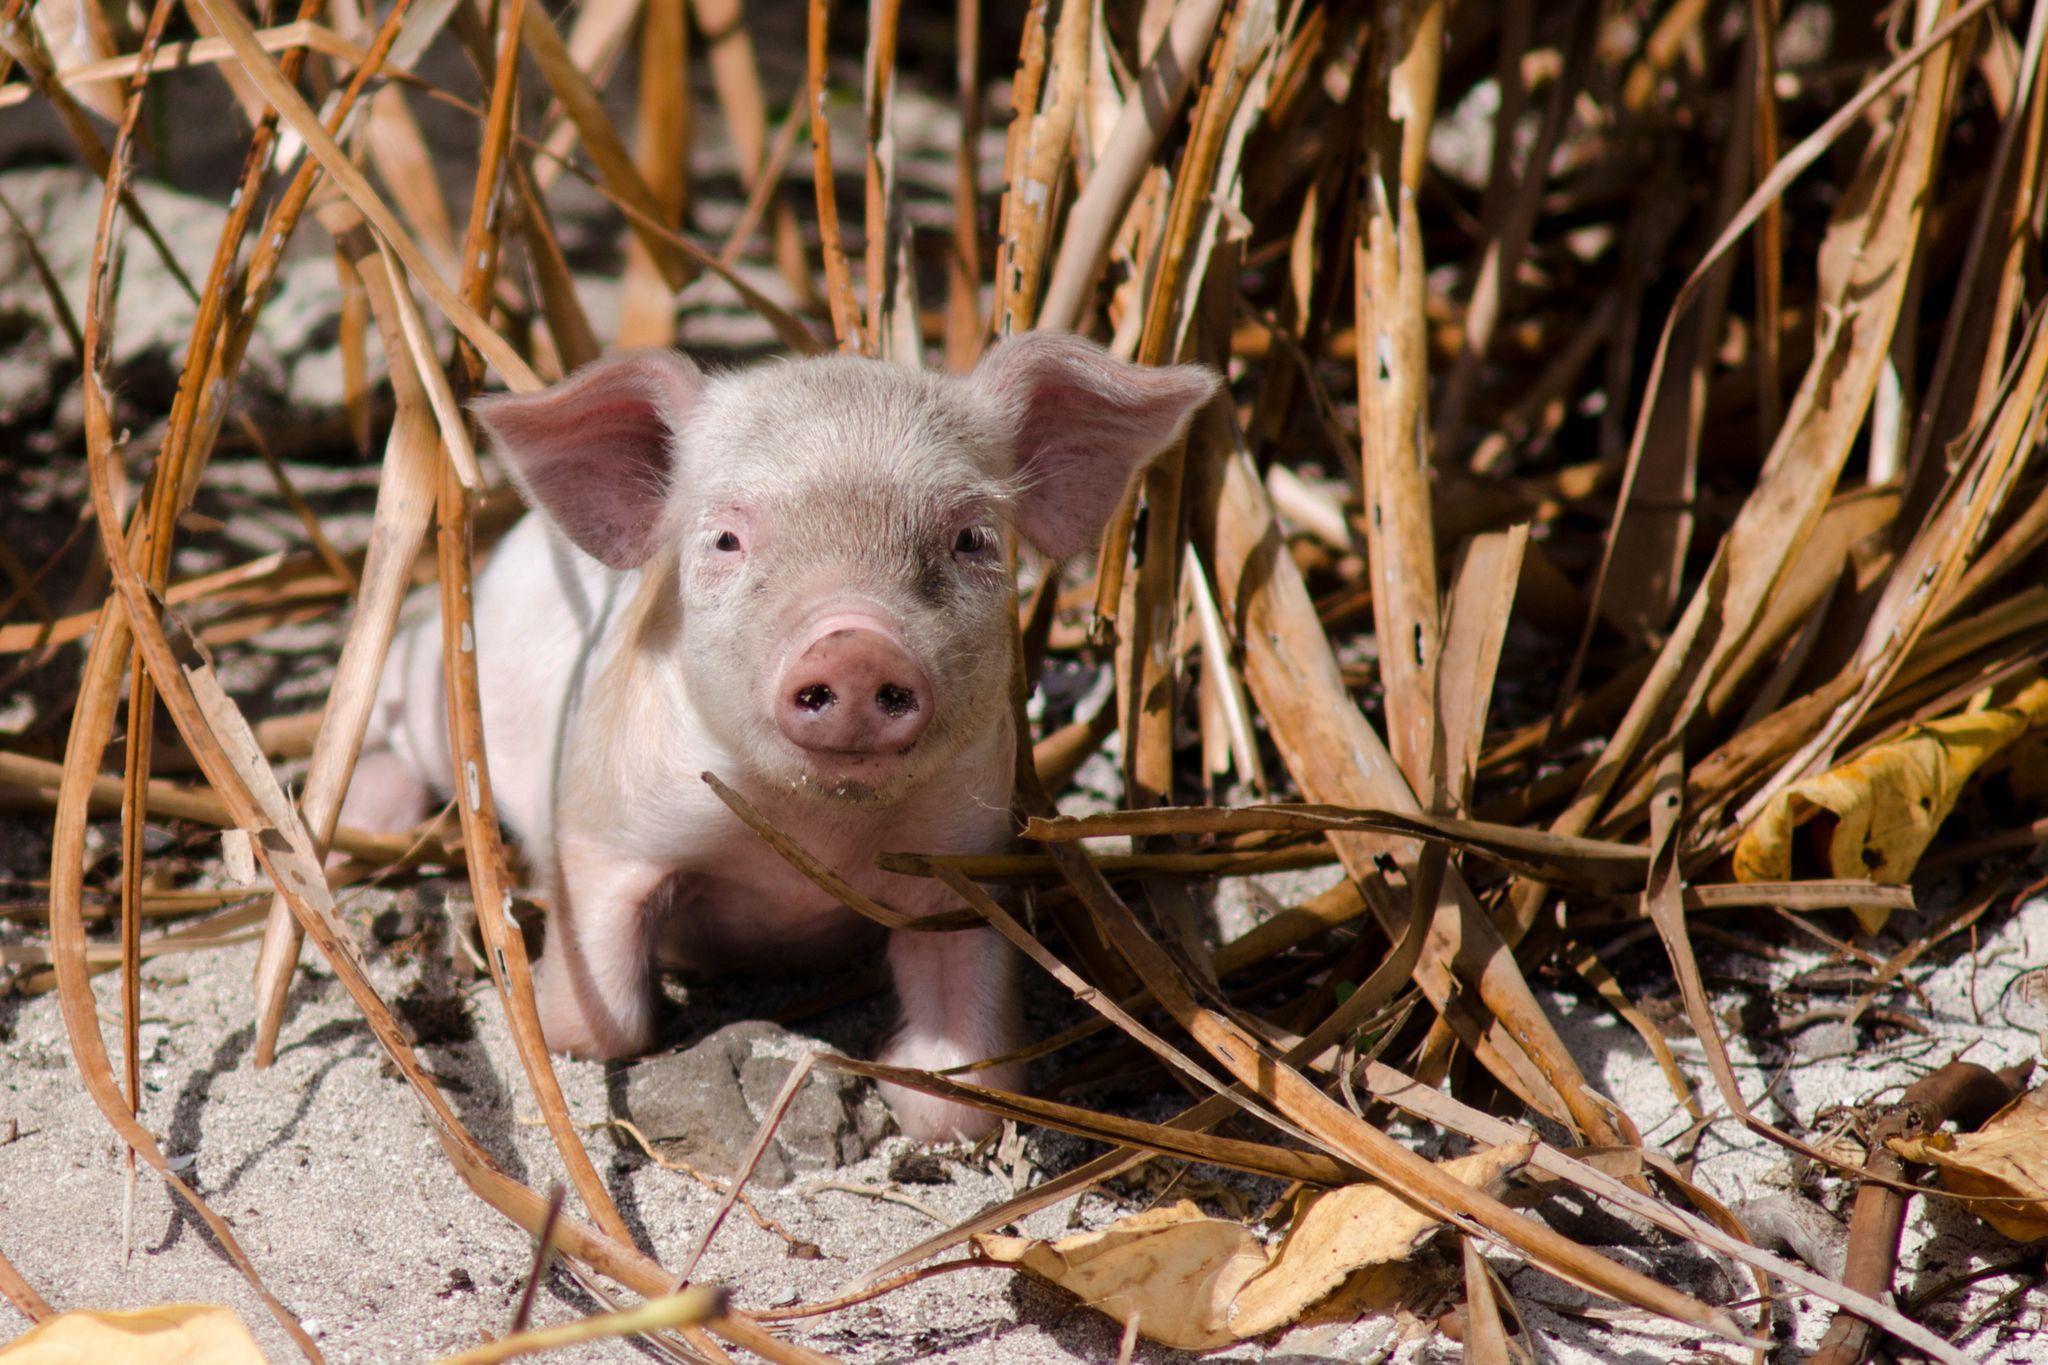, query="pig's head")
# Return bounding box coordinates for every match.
[474,332,1219,804]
